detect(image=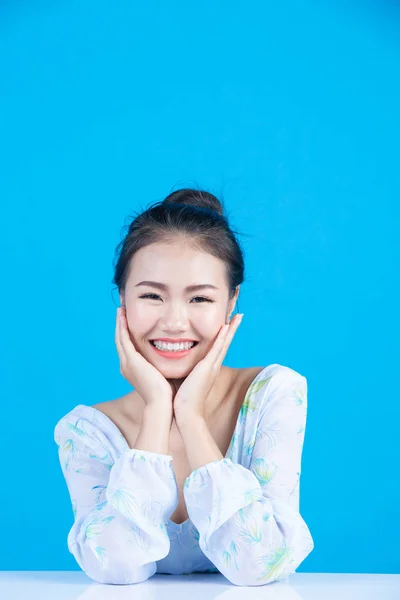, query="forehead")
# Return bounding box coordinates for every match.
[128,241,227,285]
